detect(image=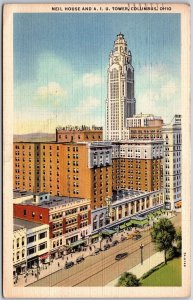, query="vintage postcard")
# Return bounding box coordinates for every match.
[3,3,191,298]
